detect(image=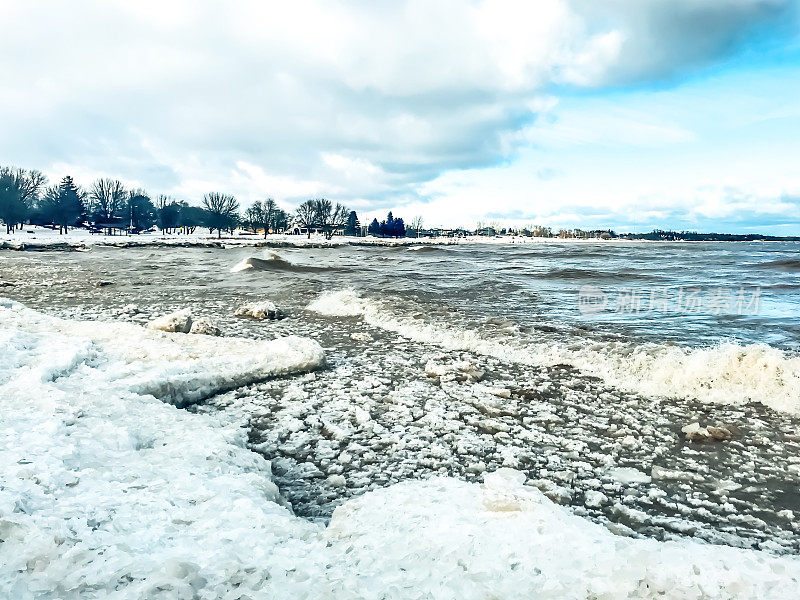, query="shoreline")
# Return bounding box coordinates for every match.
[2,227,798,252]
